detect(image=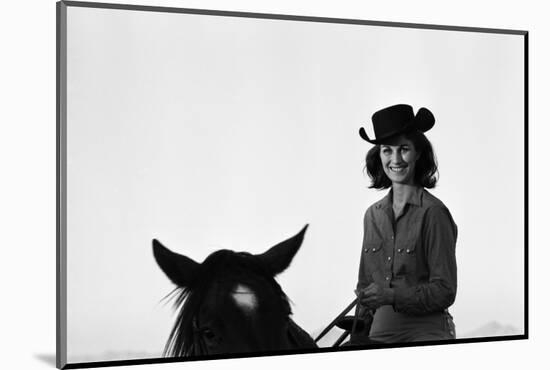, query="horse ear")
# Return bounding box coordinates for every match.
[256,224,309,276]
[153,239,200,287]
